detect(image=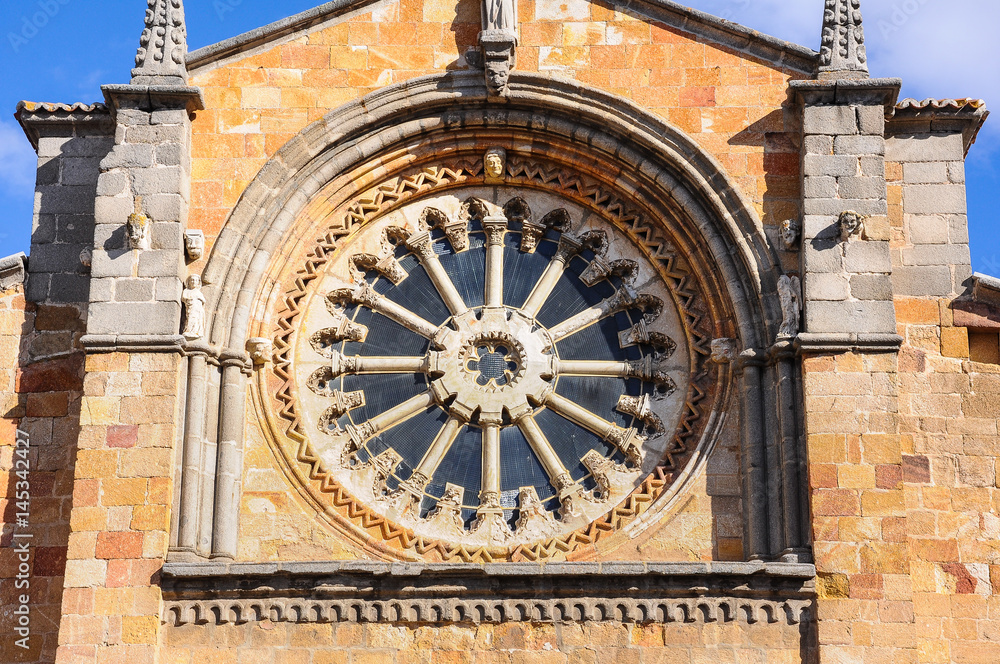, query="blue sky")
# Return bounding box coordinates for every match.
[0,0,996,273]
